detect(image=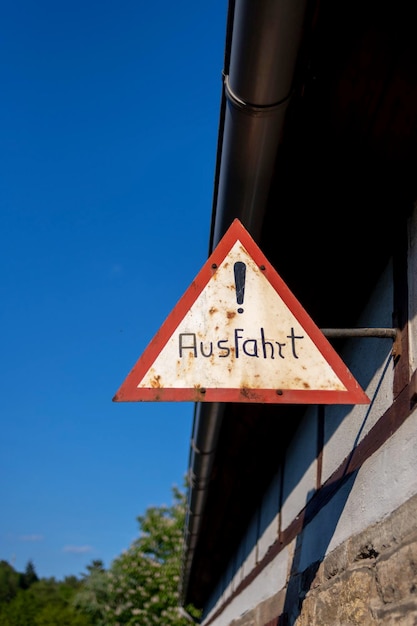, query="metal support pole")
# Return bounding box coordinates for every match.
[320,328,398,339]
[320,328,401,358]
